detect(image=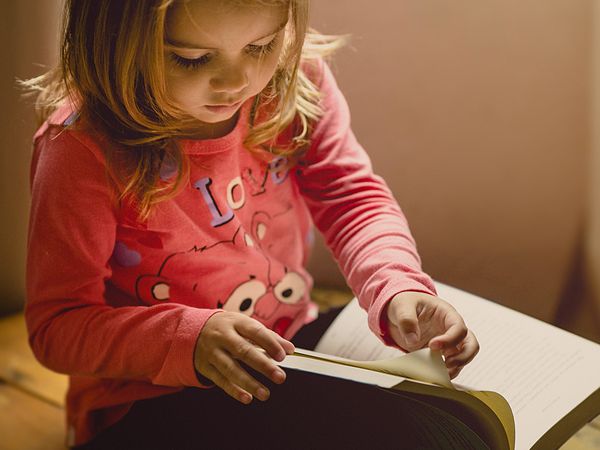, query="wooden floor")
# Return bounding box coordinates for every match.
[1,288,599,450]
